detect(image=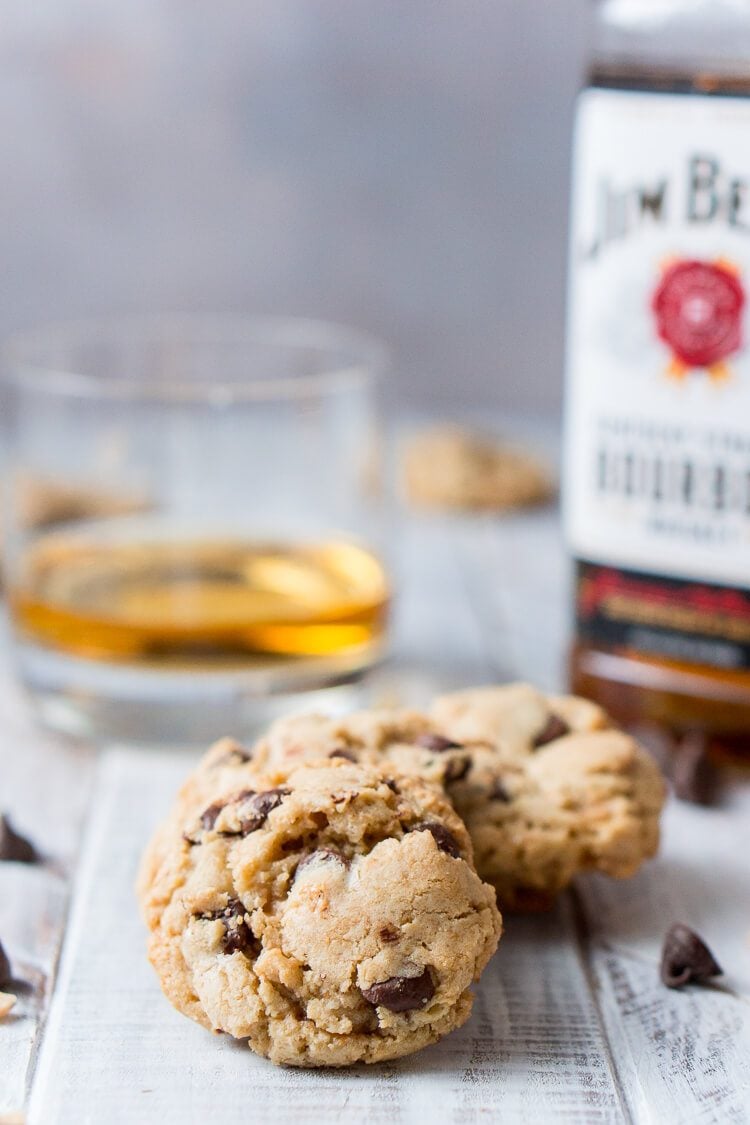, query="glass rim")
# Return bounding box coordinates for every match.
[4,313,388,402]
